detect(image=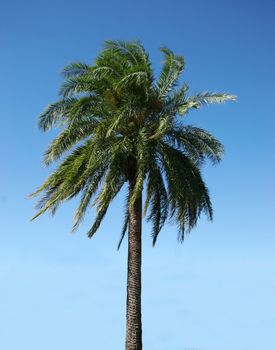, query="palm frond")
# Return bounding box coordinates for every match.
[62,62,90,78]
[43,118,99,166]
[167,126,224,165]
[59,75,100,97]
[145,161,168,245]
[117,193,130,250]
[156,47,185,98]
[160,142,213,241]
[72,165,108,232]
[87,170,125,238]
[179,92,236,115]
[38,98,77,131]
[130,128,151,205]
